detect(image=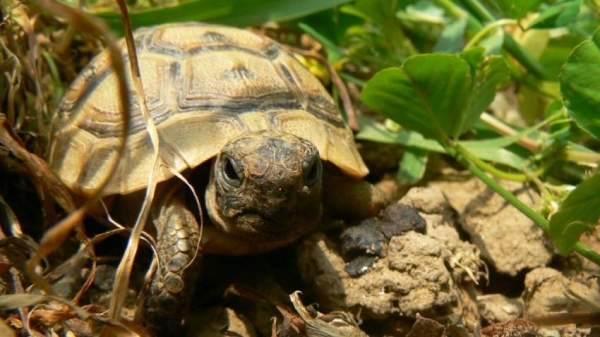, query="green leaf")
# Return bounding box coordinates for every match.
[397,149,428,184]
[96,0,351,33]
[559,28,600,139]
[549,173,600,255]
[356,119,527,170]
[478,28,504,55]
[362,55,470,143]
[528,0,581,29]
[435,16,468,52]
[465,55,510,128]
[362,52,509,143]
[298,22,345,62]
[356,119,445,152]
[490,0,545,19]
[352,0,414,24]
[460,141,527,170]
